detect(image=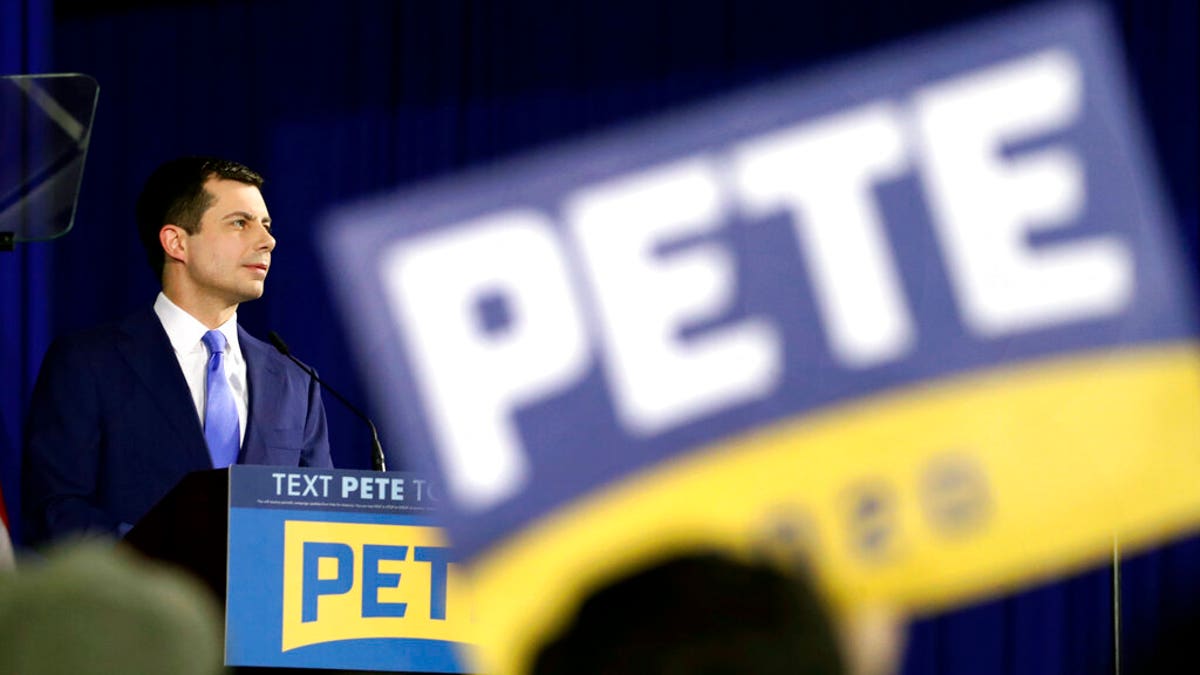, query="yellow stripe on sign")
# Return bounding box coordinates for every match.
[466,343,1200,675]
[280,521,474,651]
